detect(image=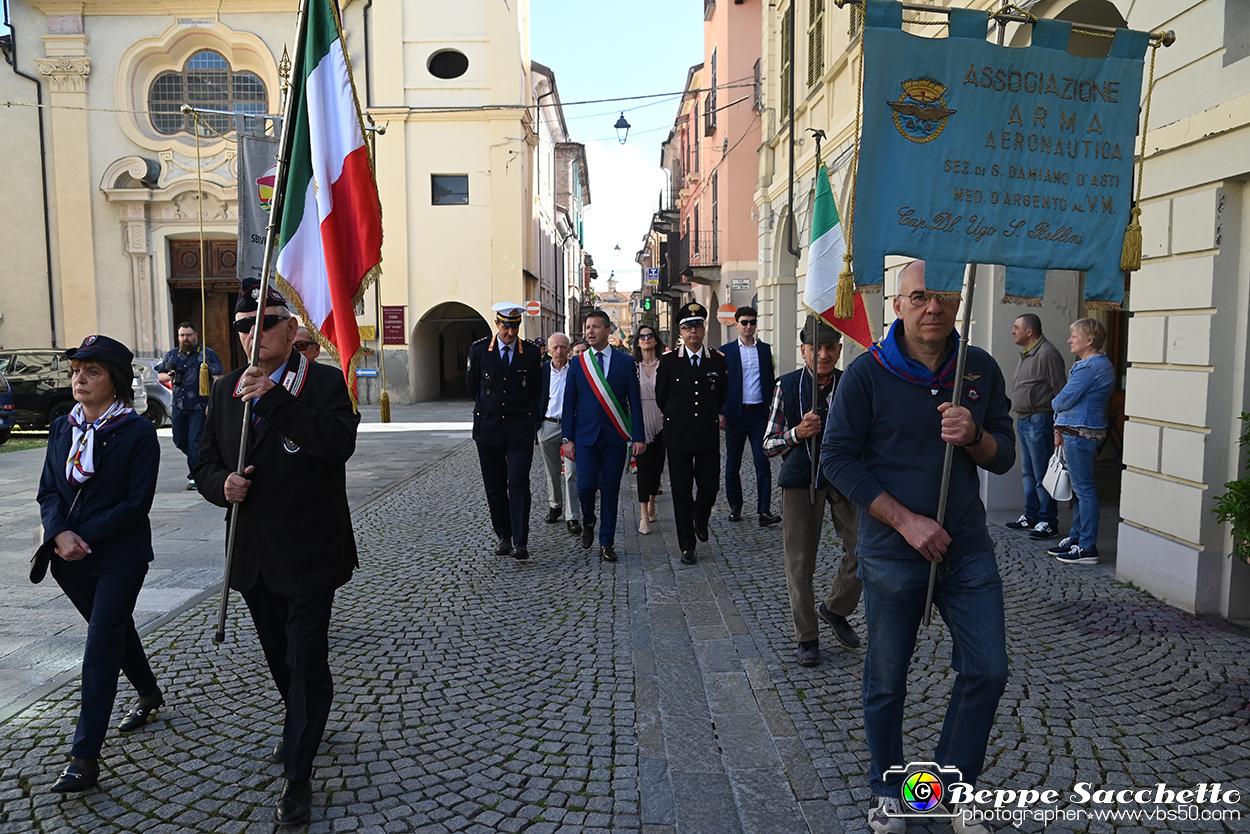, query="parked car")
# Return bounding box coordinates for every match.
[0,369,15,445]
[132,357,173,428]
[0,349,147,429]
